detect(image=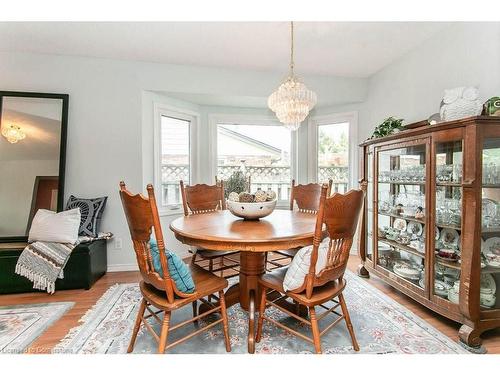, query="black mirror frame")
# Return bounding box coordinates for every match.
[0,90,69,243]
